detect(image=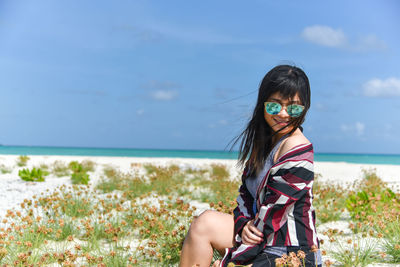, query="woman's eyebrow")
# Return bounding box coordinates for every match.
[269,98,301,104]
[268,98,282,102]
